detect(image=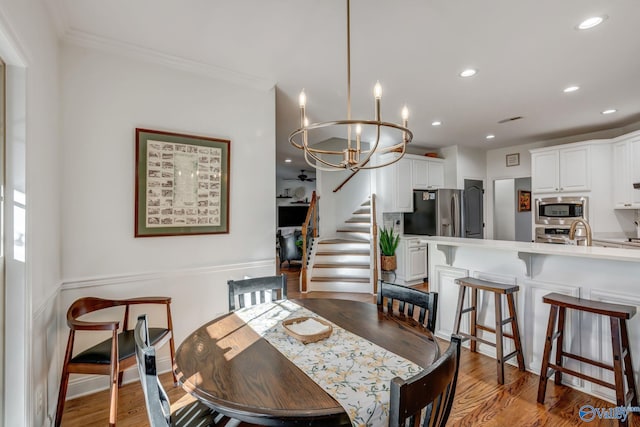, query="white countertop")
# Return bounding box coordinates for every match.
[416,236,640,262]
